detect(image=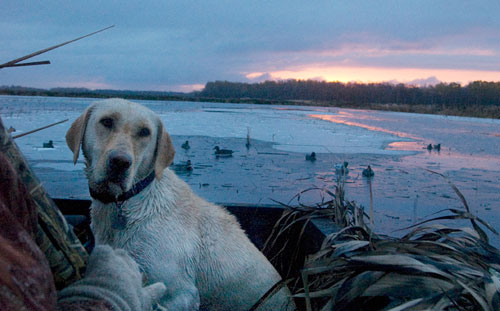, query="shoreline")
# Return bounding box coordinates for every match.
[1,92,499,120]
